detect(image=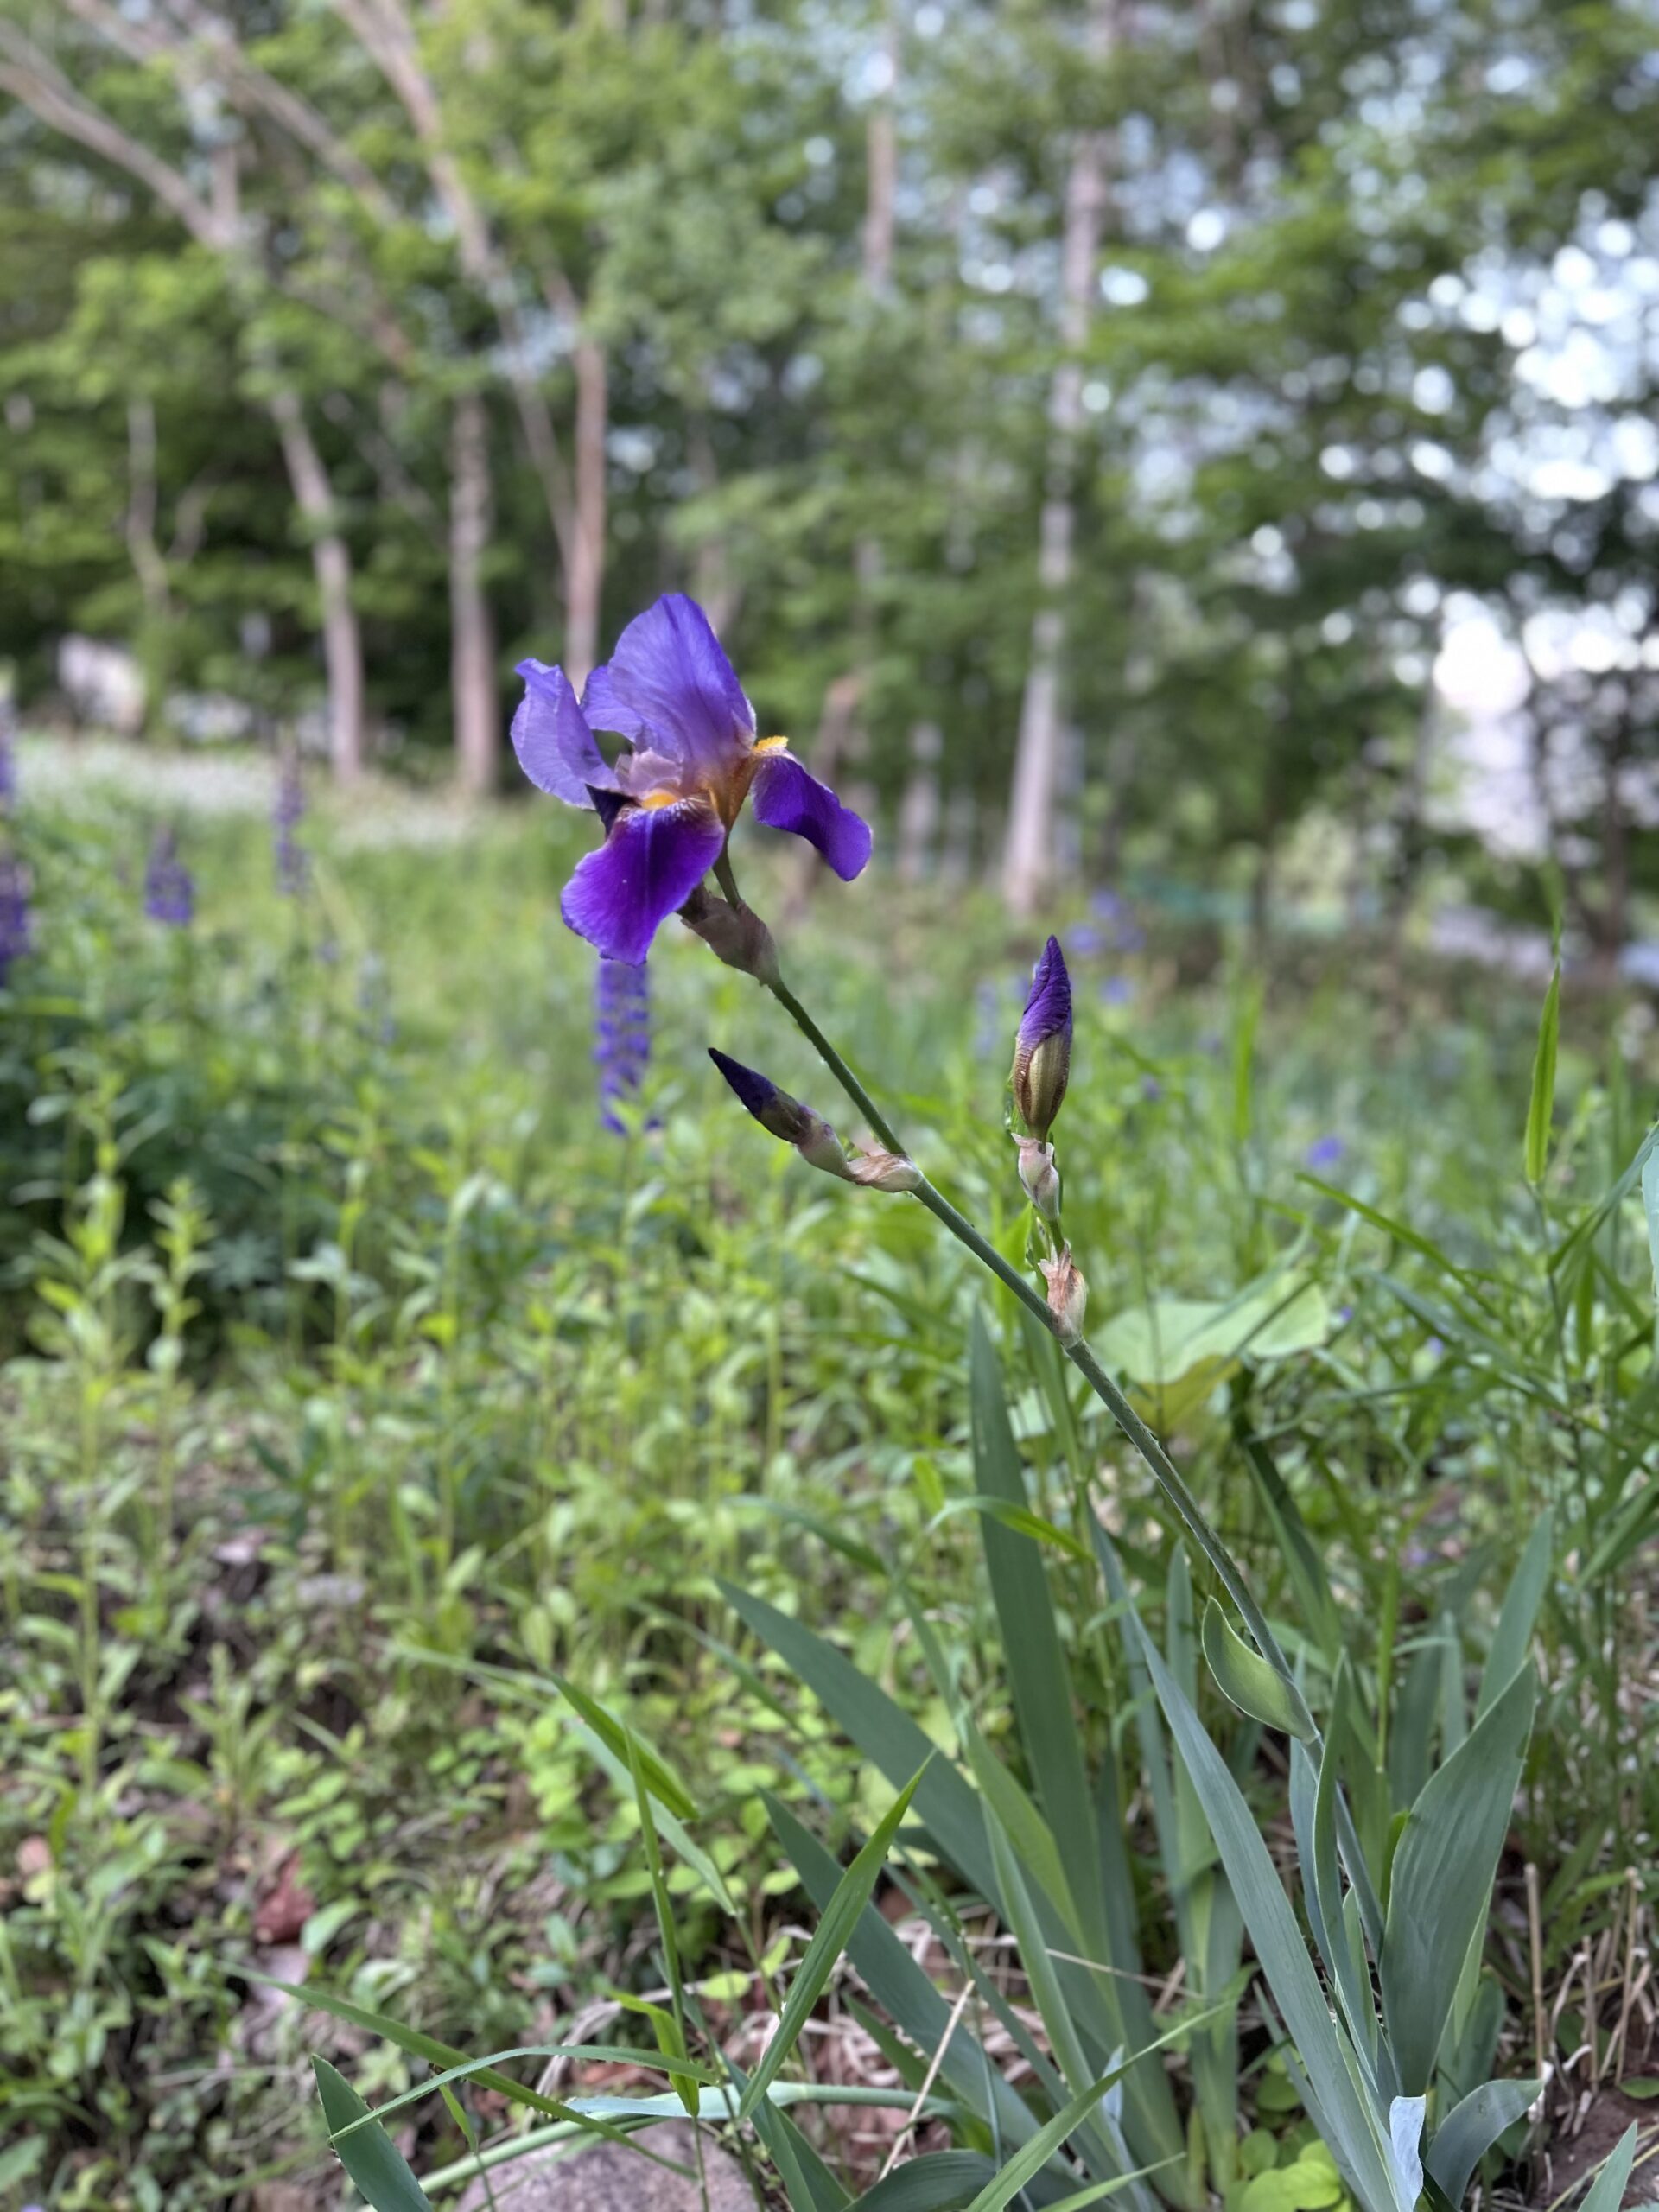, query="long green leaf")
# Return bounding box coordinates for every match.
[1423,2077,1539,2206]
[969,1313,1102,1942]
[738,1764,928,2122]
[1379,1663,1536,2095]
[552,1676,695,1821]
[1577,2122,1638,2212]
[848,2153,999,2211]
[766,1797,1042,2158]
[723,1583,996,1904]
[958,2005,1232,2212]
[1524,964,1560,1186]
[1133,1624,1399,2212]
[314,2057,434,2212]
[1477,1514,1552,1719]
